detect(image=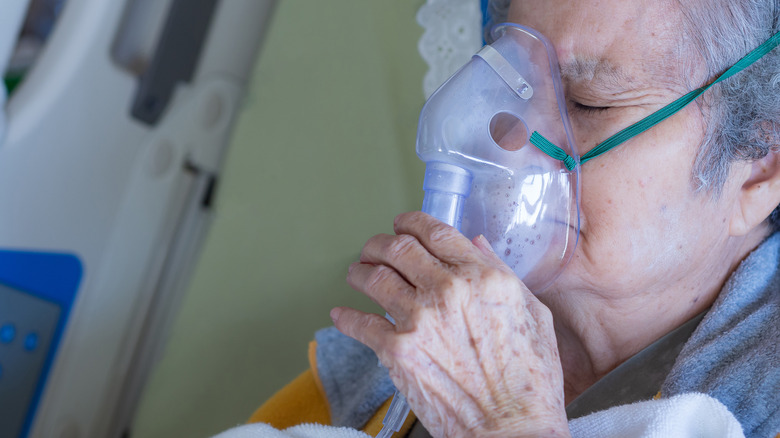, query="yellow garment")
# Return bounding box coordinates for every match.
[248,341,417,437]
